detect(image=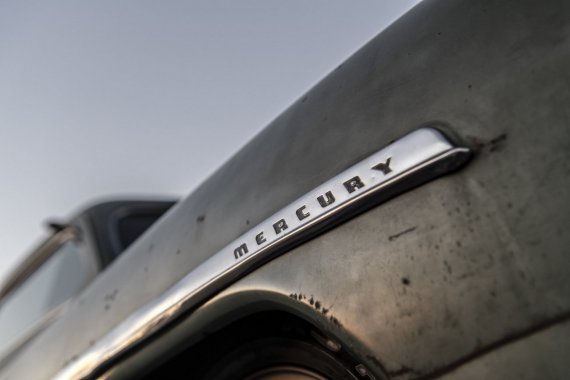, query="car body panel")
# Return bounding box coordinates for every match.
[1,0,569,378]
[438,320,570,380]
